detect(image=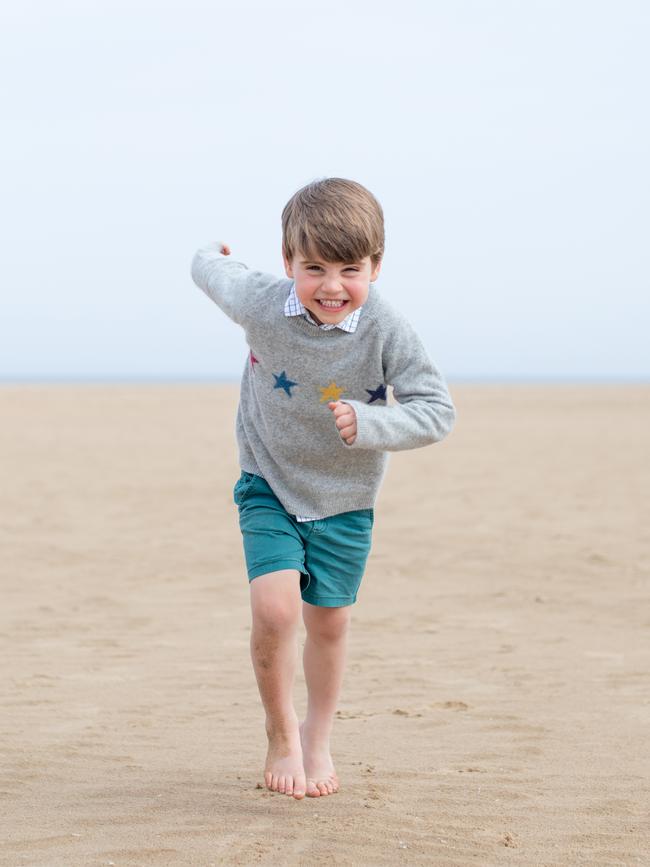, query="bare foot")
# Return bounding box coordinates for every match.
[264,725,306,800]
[299,721,340,797]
